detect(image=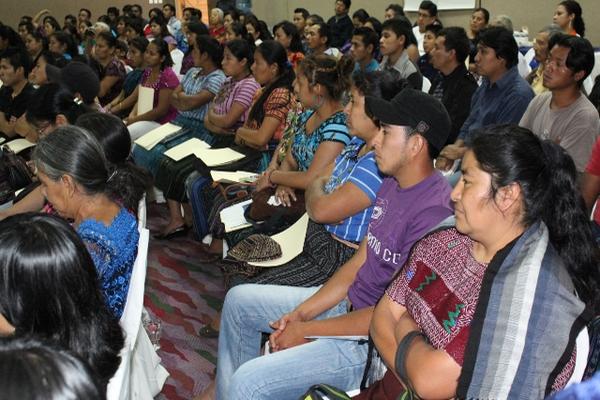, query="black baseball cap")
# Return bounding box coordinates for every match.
[365,88,451,152]
[46,62,100,105]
